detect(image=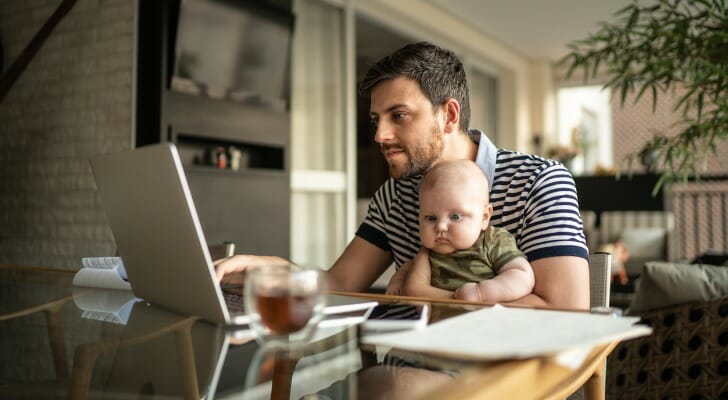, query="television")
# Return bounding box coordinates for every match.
[171,0,293,108]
